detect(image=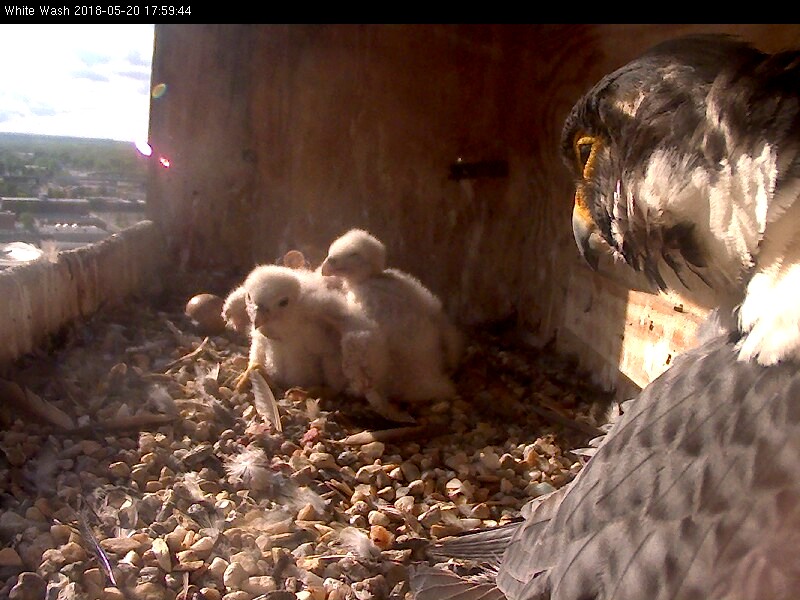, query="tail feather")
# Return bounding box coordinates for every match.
[409,565,508,600]
[429,520,522,564]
